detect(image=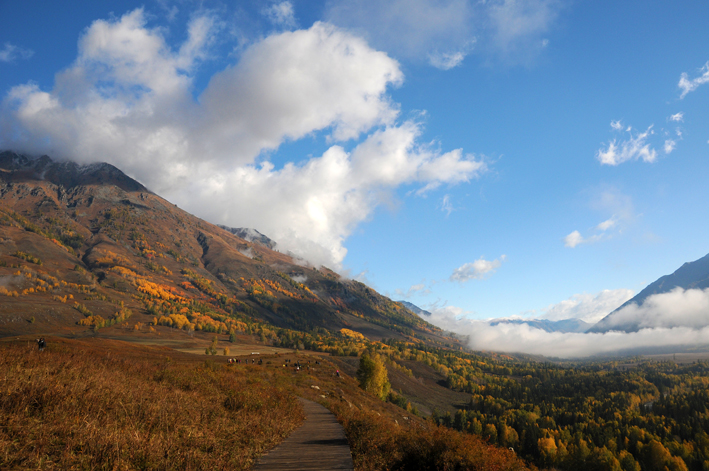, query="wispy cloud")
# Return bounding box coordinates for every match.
[263,1,297,29]
[324,0,563,69]
[450,255,506,282]
[439,194,454,215]
[0,42,34,62]
[394,282,430,299]
[596,122,657,166]
[669,112,684,122]
[564,188,635,248]
[679,61,709,99]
